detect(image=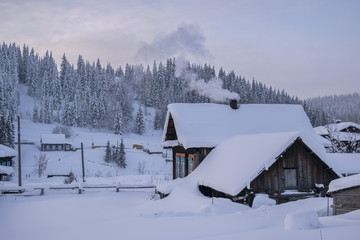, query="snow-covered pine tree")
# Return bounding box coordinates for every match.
[114,106,125,135]
[154,109,163,130]
[61,100,76,126]
[118,138,126,168]
[135,105,145,135]
[32,105,39,123]
[104,140,112,163]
